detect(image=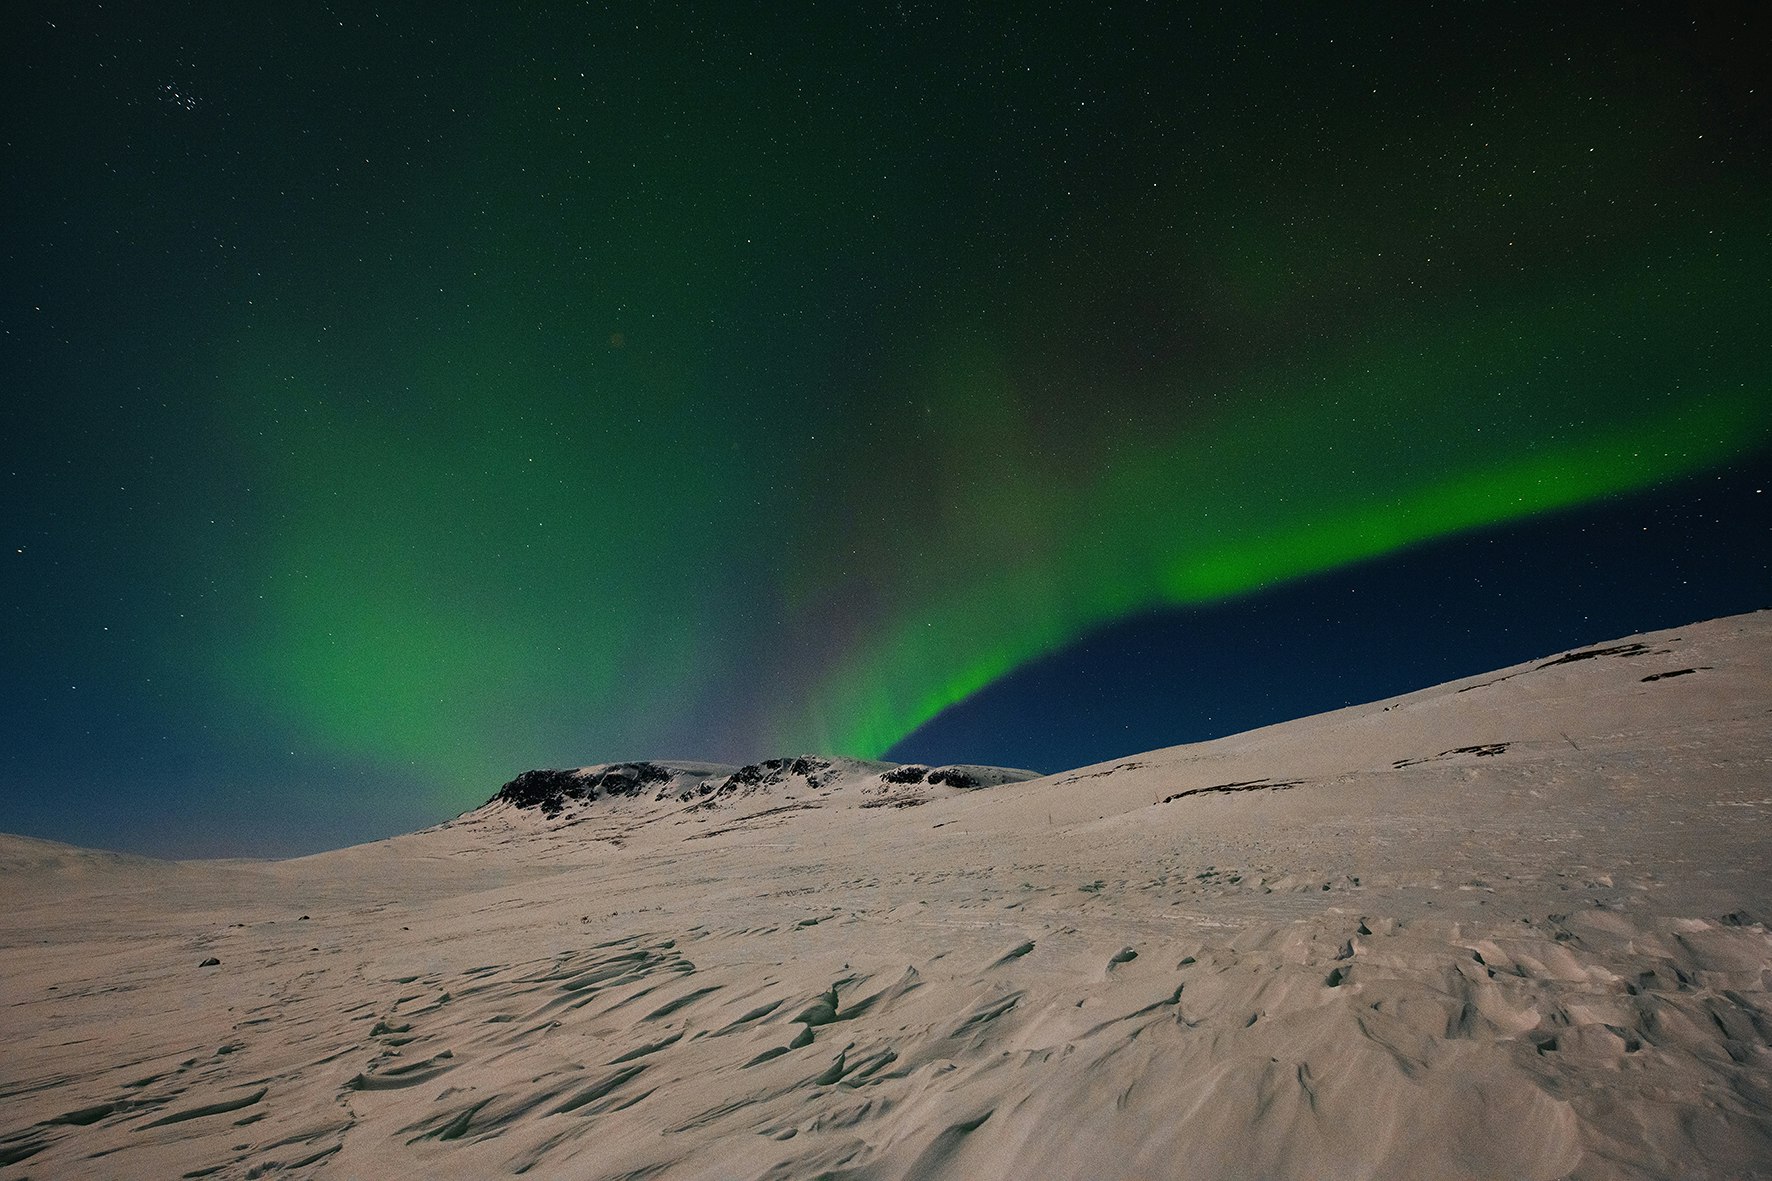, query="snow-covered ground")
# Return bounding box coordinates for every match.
[3,611,1770,1178]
